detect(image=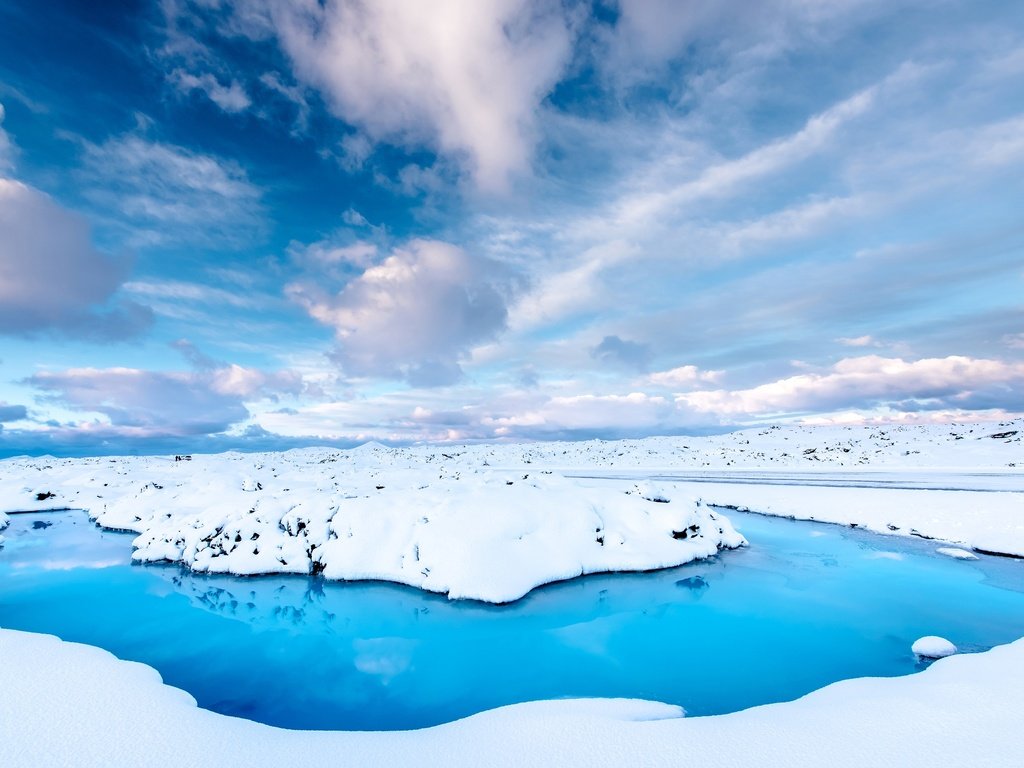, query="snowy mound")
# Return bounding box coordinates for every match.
[912,636,957,659]
[0,453,744,603]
